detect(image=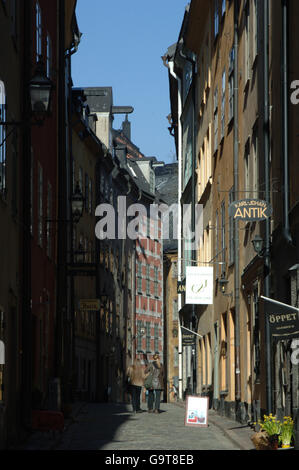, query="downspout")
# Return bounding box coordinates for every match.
[264,0,272,414]
[282,0,293,246]
[233,0,241,406]
[167,60,183,401]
